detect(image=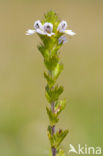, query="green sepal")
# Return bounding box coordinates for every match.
[45,85,64,103]
[46,107,59,125]
[55,99,66,116]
